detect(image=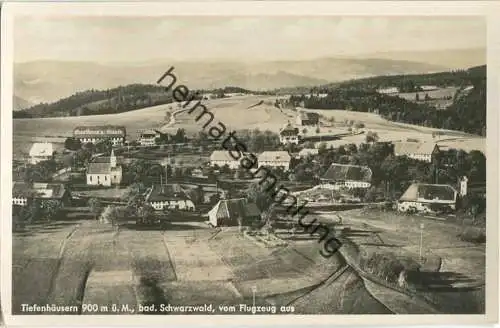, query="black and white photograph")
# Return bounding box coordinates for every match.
[1,1,498,326]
